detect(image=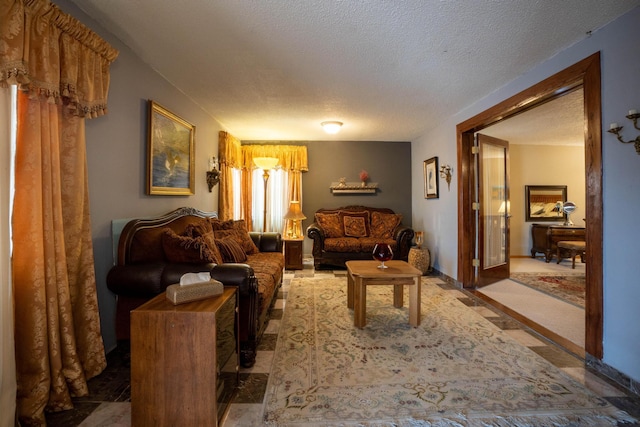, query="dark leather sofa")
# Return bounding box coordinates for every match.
[106,207,283,367]
[307,205,414,270]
